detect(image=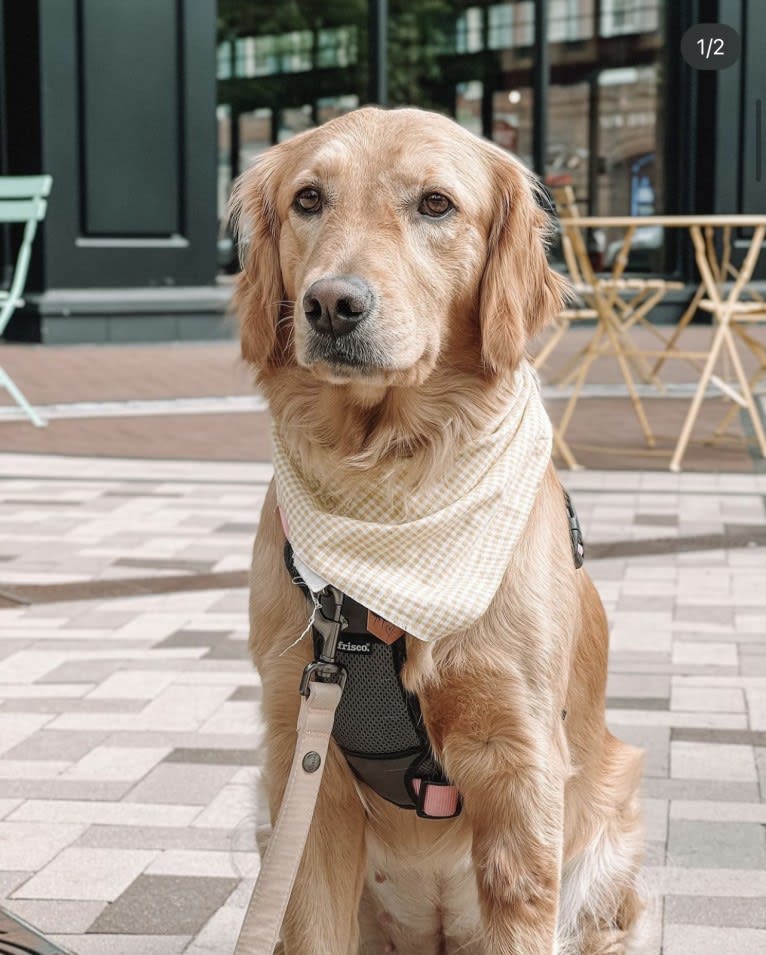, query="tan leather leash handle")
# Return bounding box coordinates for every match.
[234,679,343,955]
